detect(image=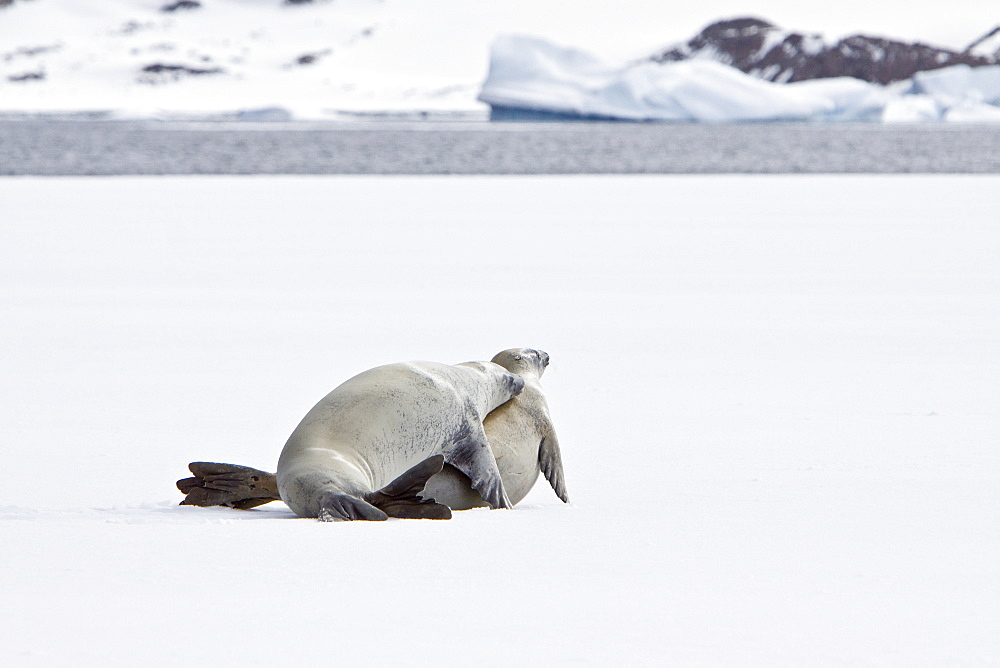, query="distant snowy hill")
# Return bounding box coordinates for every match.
[650,17,1000,85]
[0,0,489,118]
